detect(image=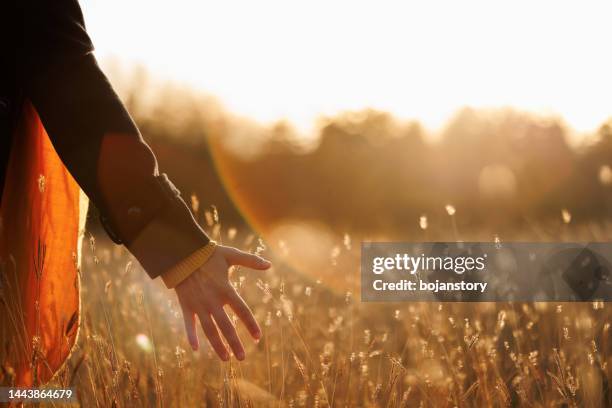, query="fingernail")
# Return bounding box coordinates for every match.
[222,352,229,361]
[237,351,245,360]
